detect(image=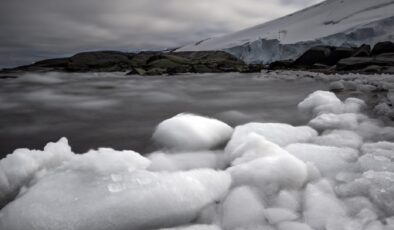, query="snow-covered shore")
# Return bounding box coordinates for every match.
[263,70,394,121]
